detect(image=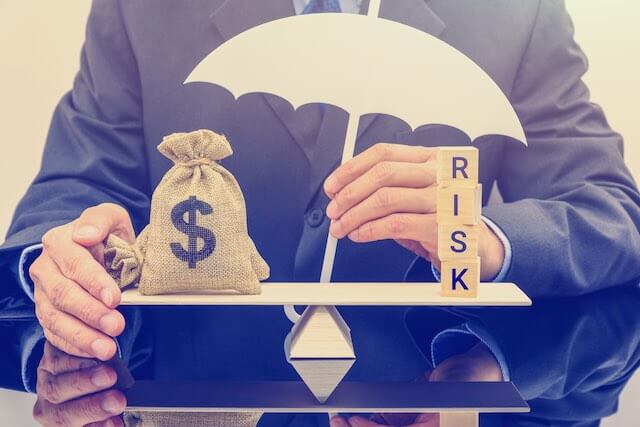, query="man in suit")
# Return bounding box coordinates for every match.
[1,0,639,425]
[20,284,640,427]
